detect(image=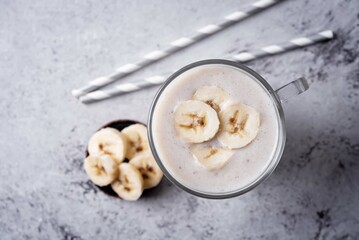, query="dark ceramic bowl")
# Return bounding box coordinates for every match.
[85,119,143,198]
